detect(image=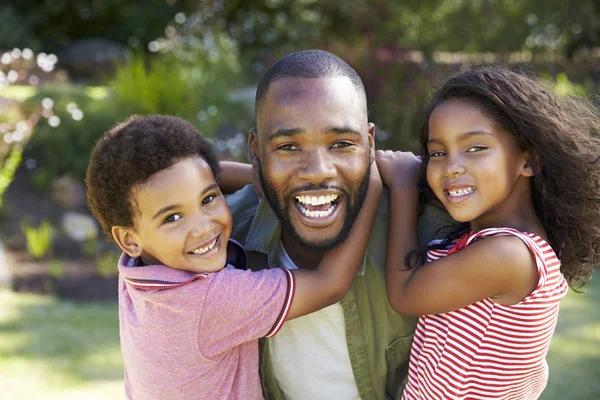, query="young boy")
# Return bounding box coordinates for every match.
[85,115,381,400]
